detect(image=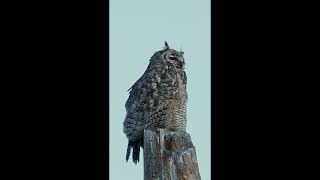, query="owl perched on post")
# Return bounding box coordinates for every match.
[123,41,188,164]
